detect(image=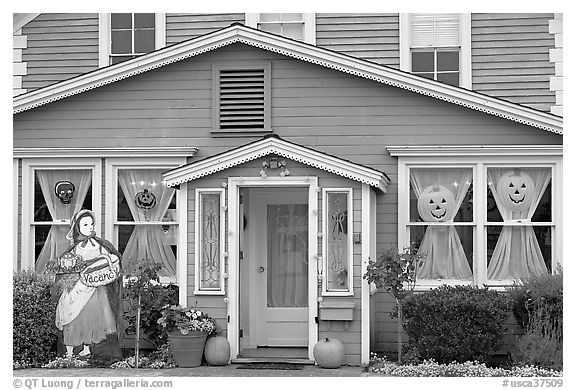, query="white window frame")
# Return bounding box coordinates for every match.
[21,158,102,271]
[105,157,186,285]
[194,188,226,295]
[99,13,166,68]
[322,188,354,296]
[395,149,562,290]
[399,13,471,89]
[245,13,316,45]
